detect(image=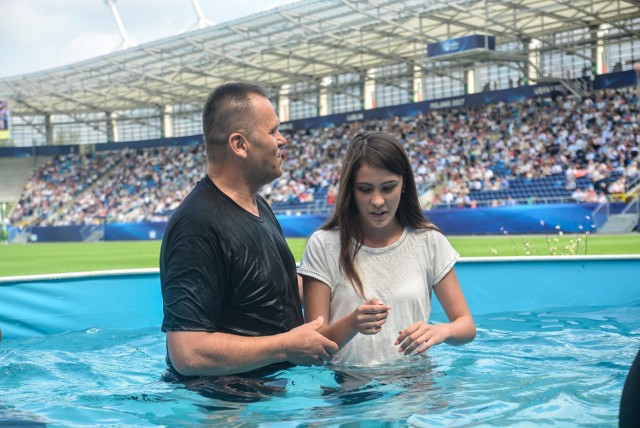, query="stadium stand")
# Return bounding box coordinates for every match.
[0,157,51,203]
[0,0,638,240]
[5,86,639,235]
